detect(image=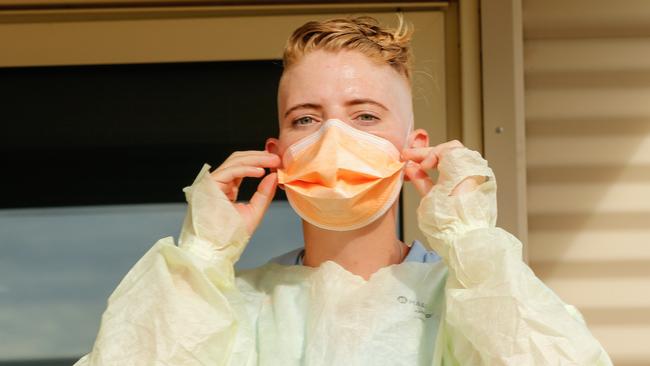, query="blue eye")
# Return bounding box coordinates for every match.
[356,114,379,123]
[360,114,377,120]
[292,116,314,126]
